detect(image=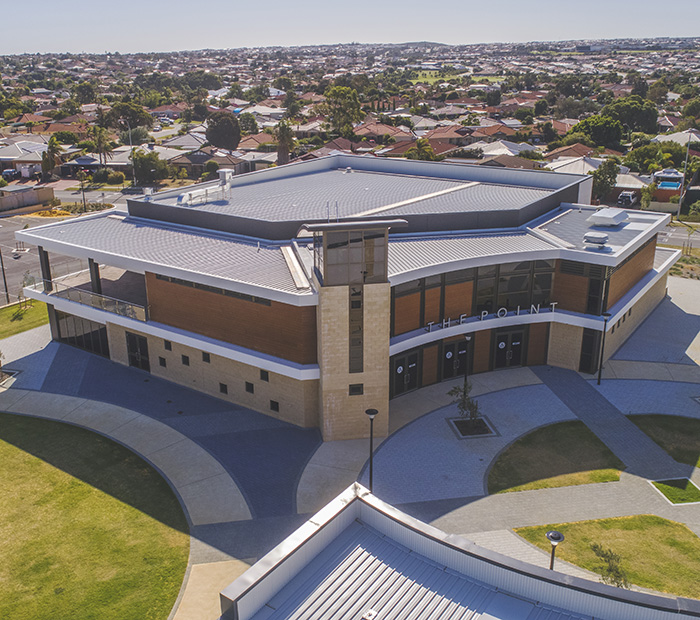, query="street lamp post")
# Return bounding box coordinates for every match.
[0,245,10,304]
[546,530,565,570]
[463,334,472,396]
[365,408,378,493]
[596,312,612,386]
